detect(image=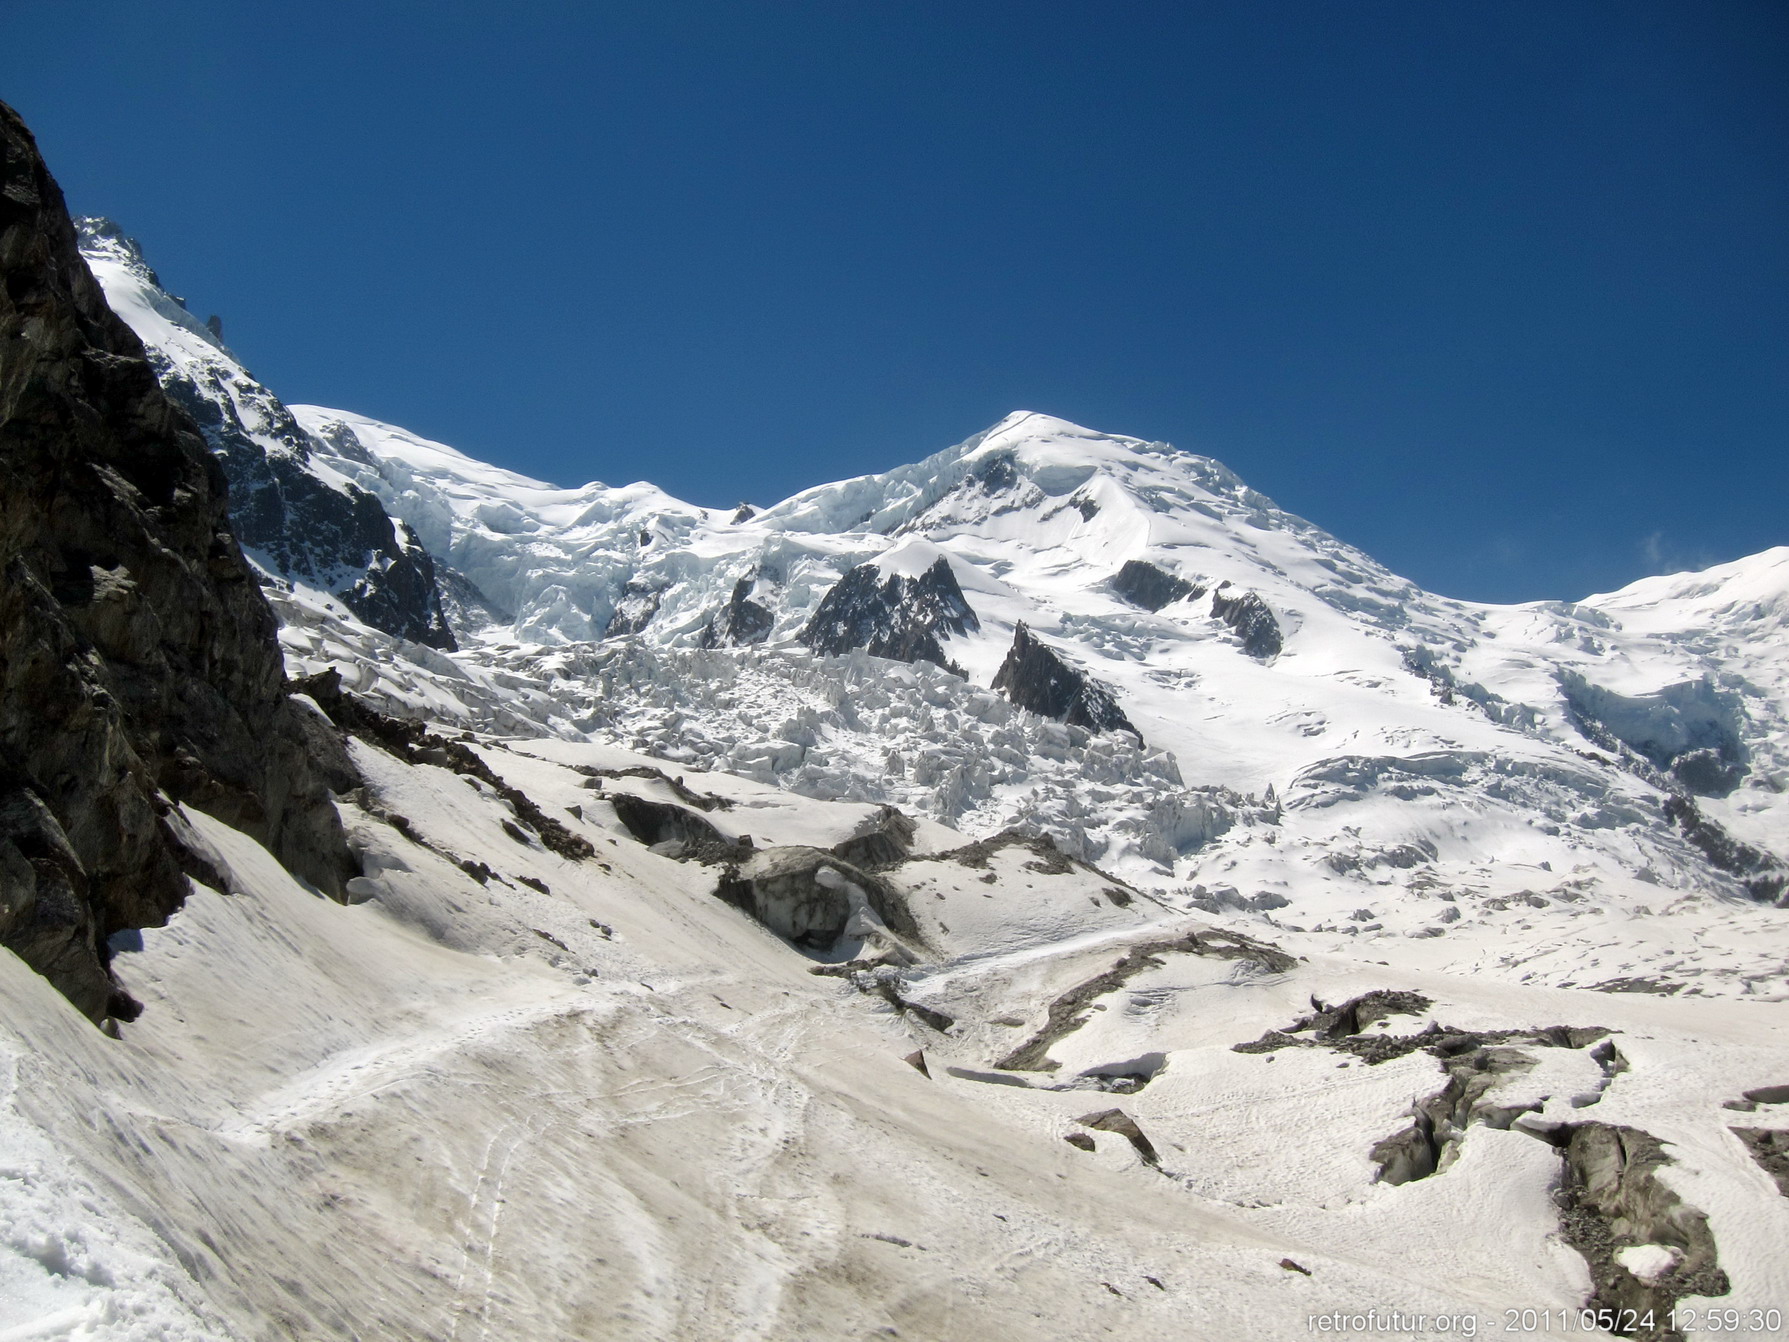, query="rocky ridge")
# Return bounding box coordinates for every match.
[75,219,457,649]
